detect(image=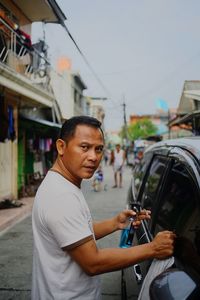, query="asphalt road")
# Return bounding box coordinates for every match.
[0,164,134,300]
